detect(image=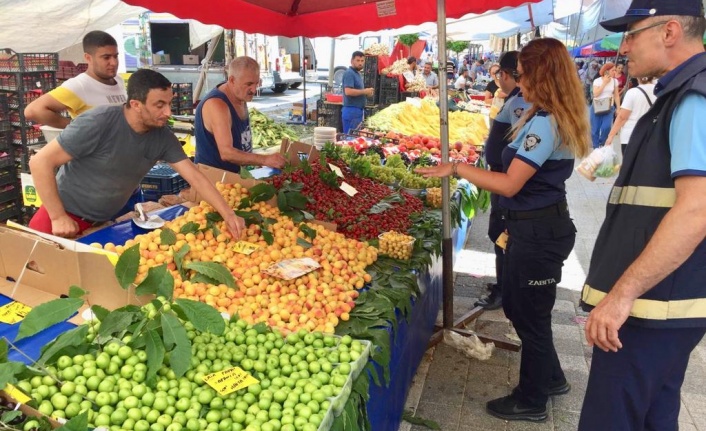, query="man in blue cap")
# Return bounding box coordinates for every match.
[579,1,706,430]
